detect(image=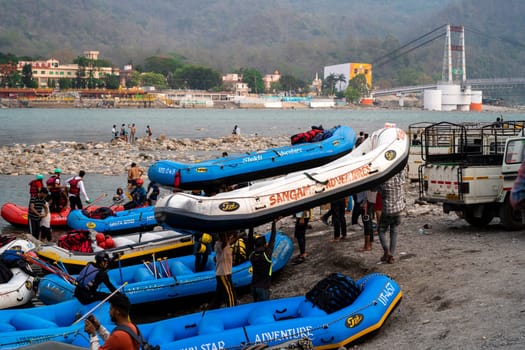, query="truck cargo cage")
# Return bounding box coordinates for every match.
[420,120,525,166]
